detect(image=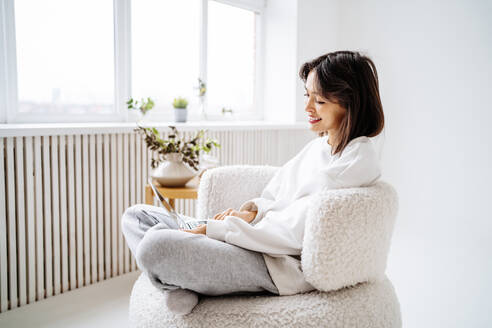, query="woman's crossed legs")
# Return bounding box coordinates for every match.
[121,203,279,298]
